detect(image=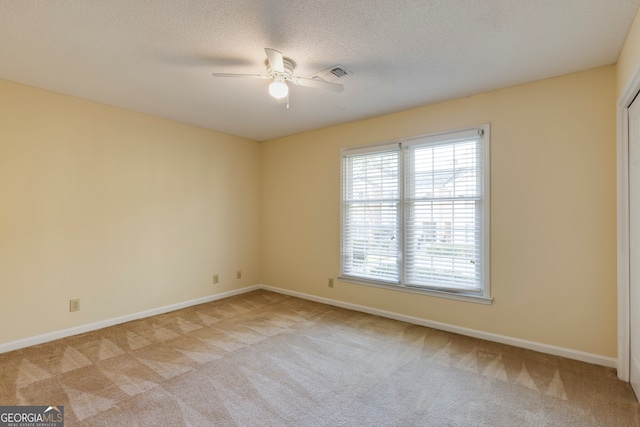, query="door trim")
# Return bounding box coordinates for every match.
[618,63,640,382]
